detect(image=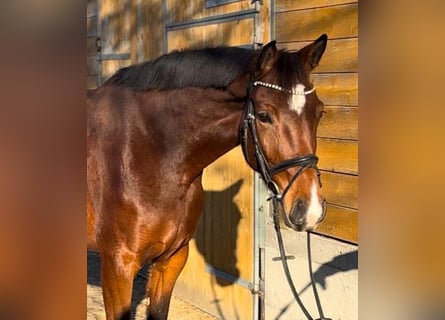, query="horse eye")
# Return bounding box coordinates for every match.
[257,111,273,123]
